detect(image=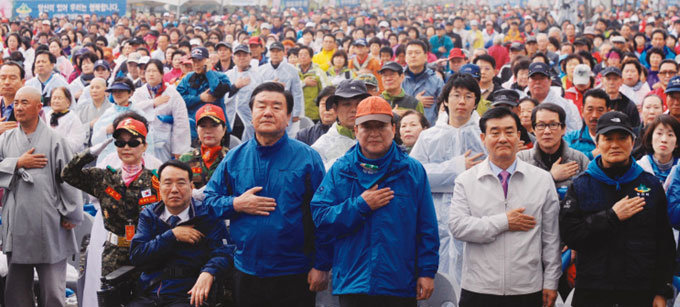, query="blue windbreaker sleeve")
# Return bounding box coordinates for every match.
[200,216,232,276]
[129,208,177,265]
[204,158,238,219]
[309,152,332,271]
[666,166,680,228]
[415,163,440,278]
[311,167,372,240]
[176,74,203,109]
